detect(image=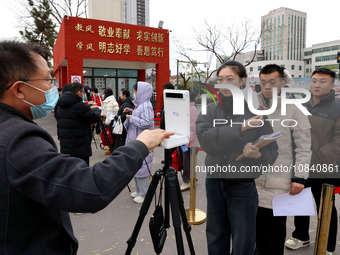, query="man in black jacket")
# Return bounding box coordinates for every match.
[285,68,340,255]
[0,40,173,255]
[157,82,174,130]
[112,88,134,150]
[55,82,100,165]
